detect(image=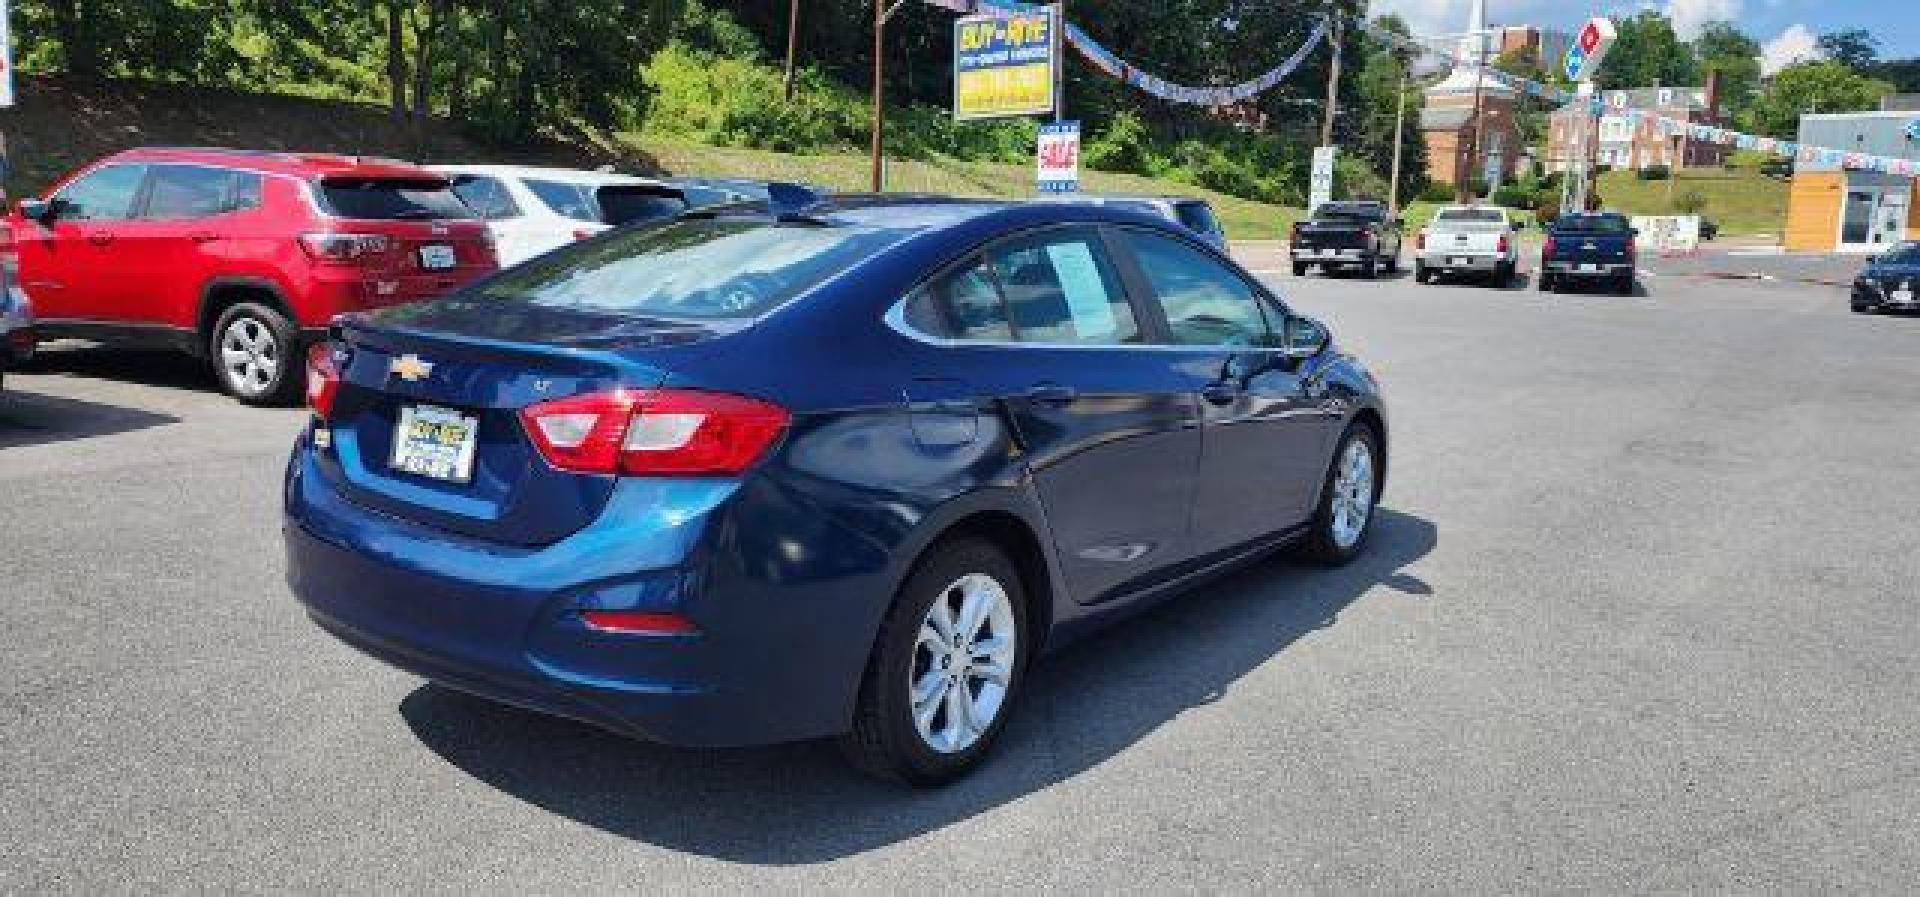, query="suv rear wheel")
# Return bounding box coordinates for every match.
[211,302,301,406]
